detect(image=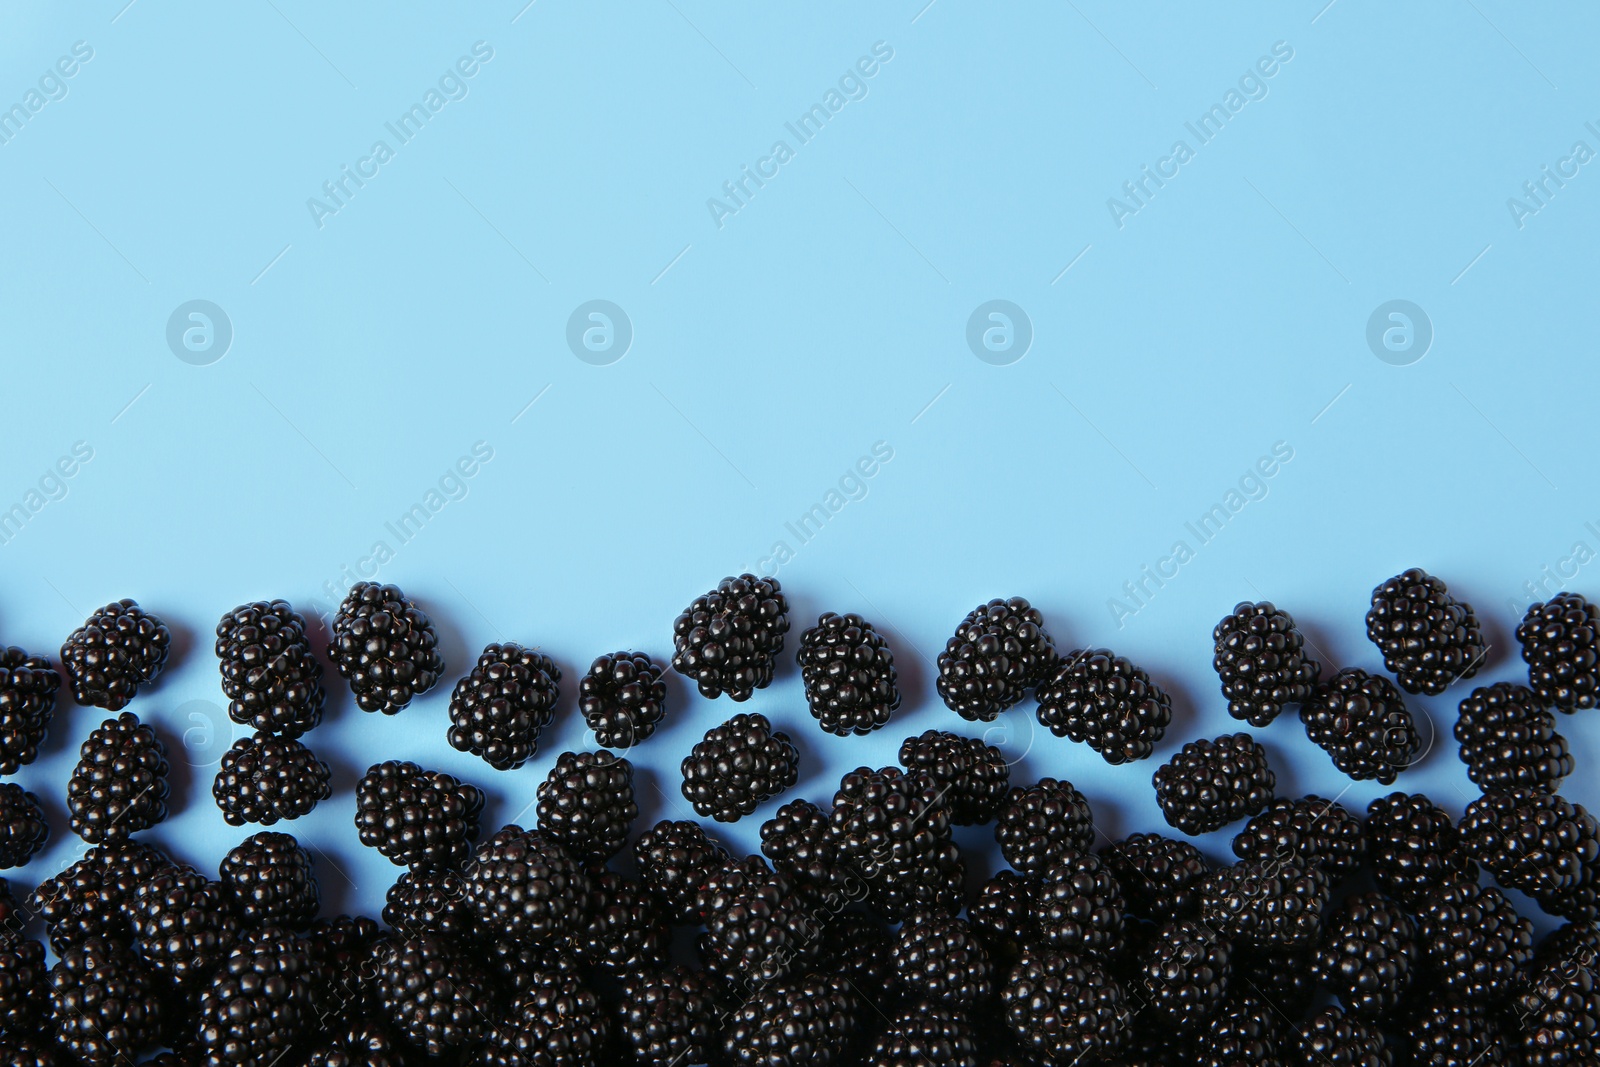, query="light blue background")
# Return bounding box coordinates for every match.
[1,1,1597,938]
